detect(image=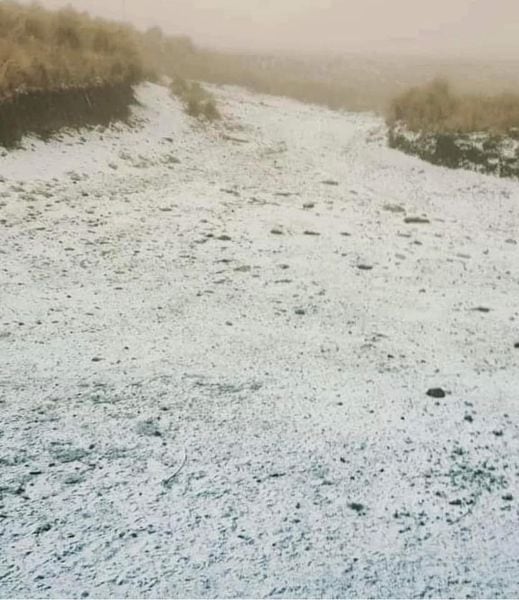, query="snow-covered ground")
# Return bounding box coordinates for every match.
[0,83,518,598]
